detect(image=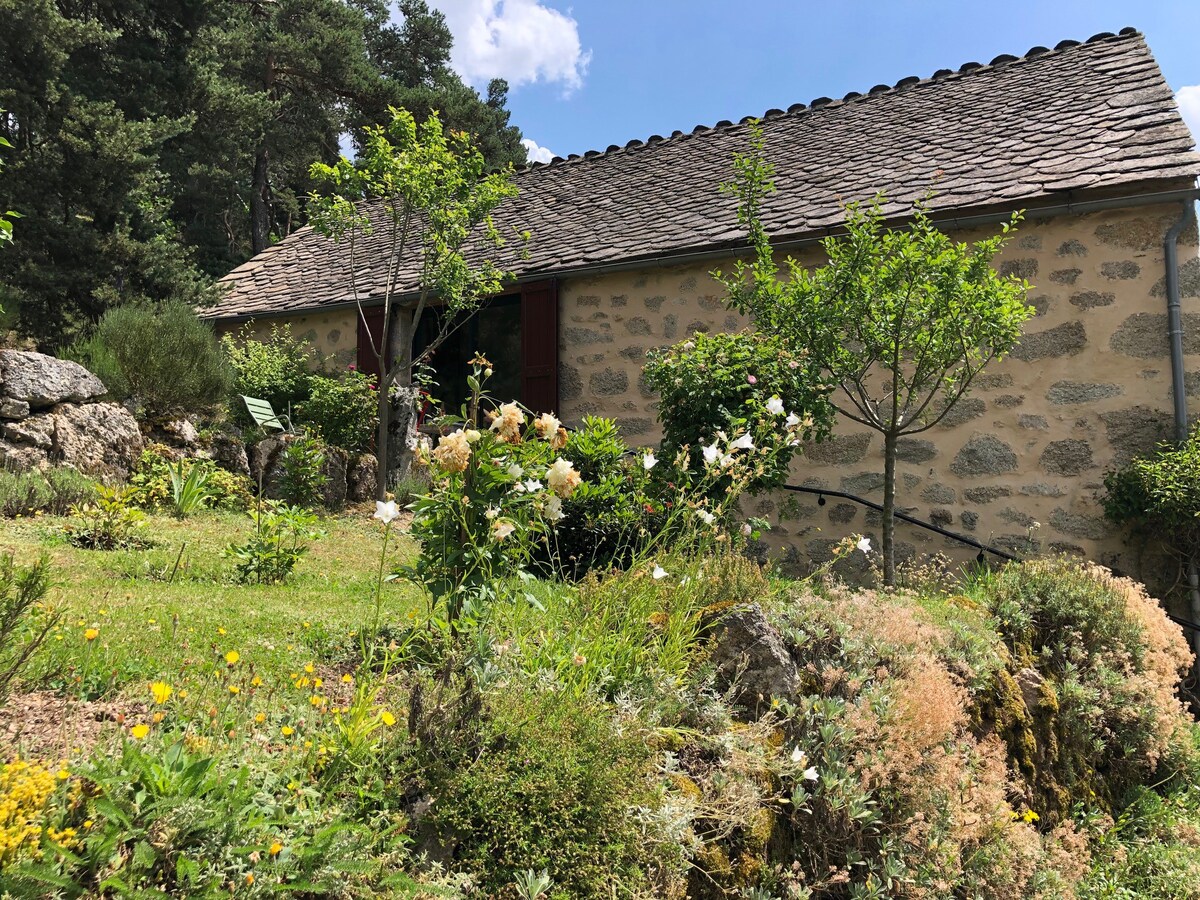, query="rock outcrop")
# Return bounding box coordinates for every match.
[0,350,142,479]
